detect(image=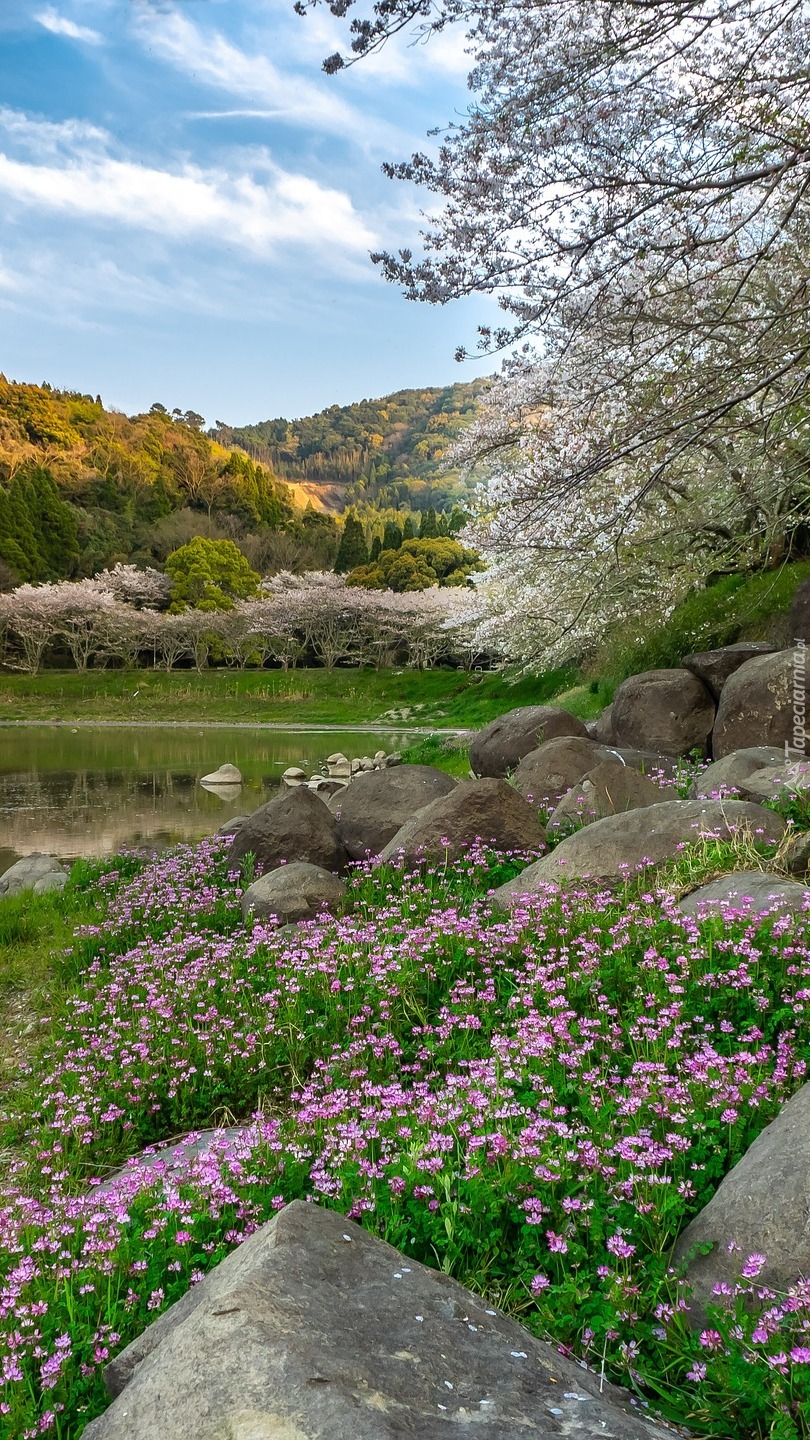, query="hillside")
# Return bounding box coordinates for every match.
[212,381,486,514]
[0,377,483,586]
